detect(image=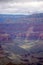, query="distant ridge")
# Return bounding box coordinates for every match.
[0,13,43,23]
